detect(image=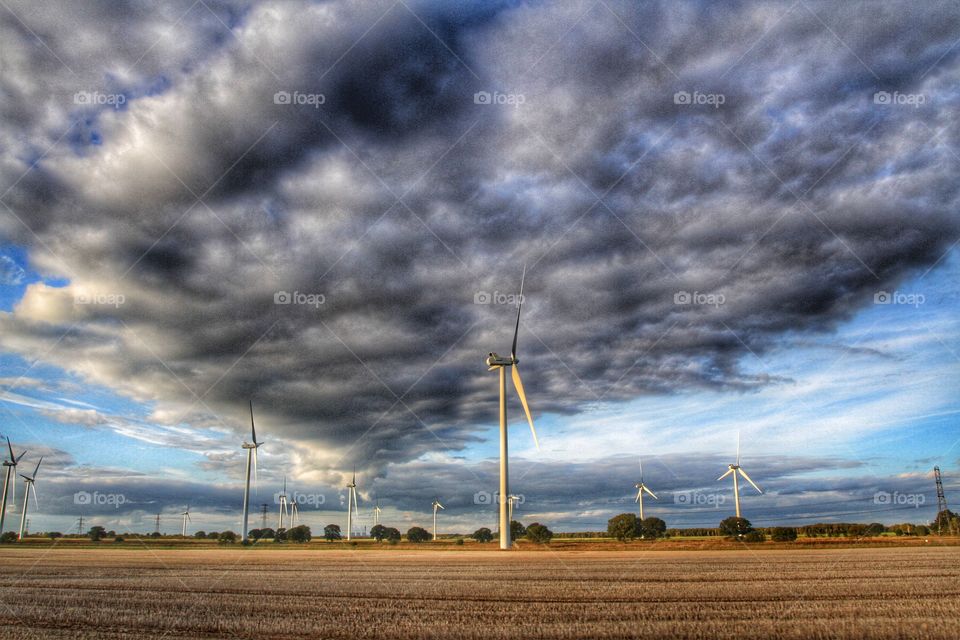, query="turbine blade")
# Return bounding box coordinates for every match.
[511,264,526,359]
[736,431,741,466]
[32,457,42,477]
[252,448,259,495]
[30,482,38,509]
[644,487,659,500]
[15,450,25,463]
[738,468,763,494]
[6,437,13,463]
[635,488,643,502]
[718,468,734,481]
[639,458,643,483]
[511,365,539,450]
[249,400,257,443]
